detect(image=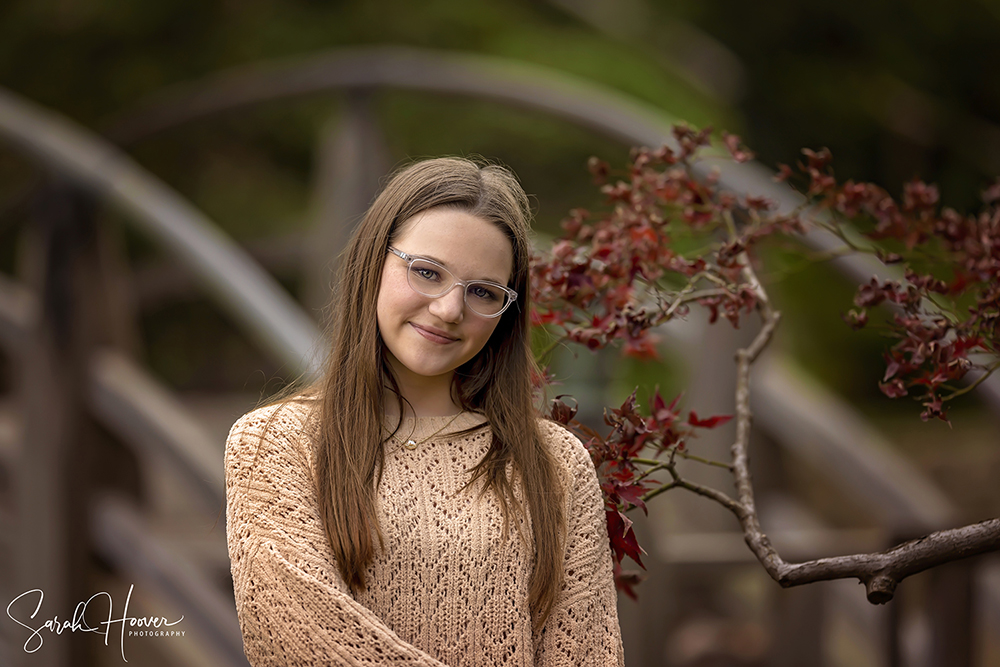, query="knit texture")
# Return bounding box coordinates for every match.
[225,397,624,666]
